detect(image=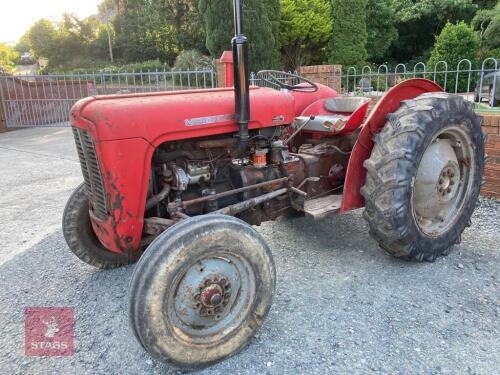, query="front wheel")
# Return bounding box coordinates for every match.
[62,183,138,269]
[128,214,275,368]
[362,93,485,261]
